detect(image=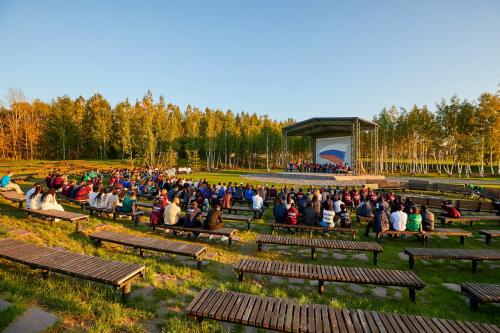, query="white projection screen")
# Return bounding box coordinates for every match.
[315,136,352,165]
